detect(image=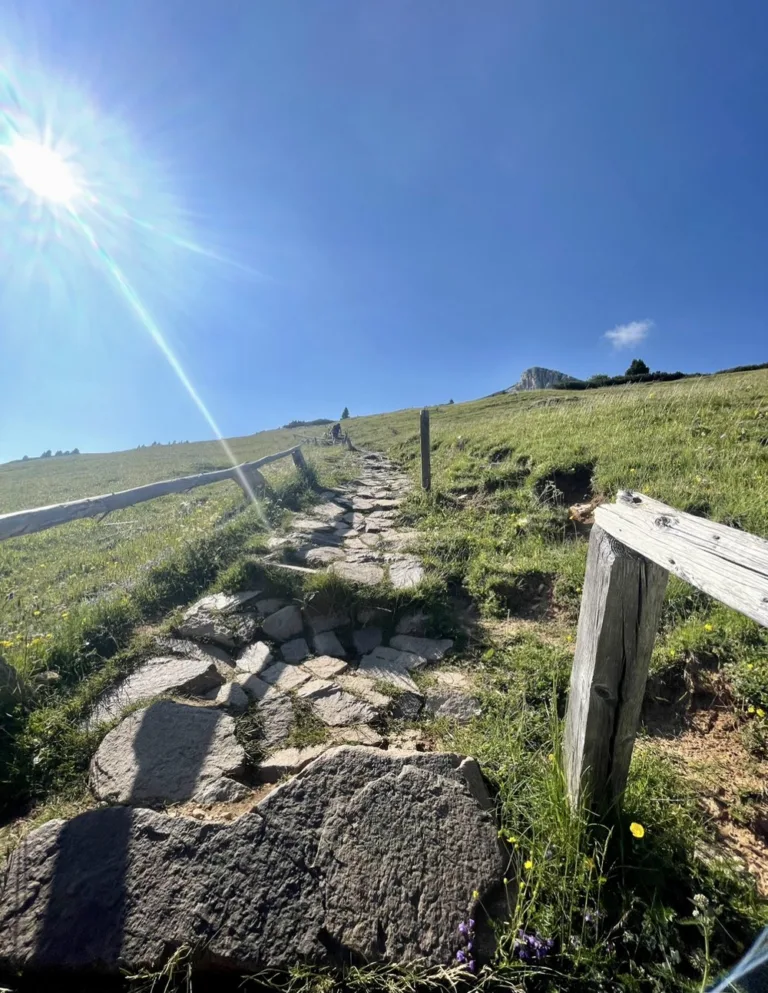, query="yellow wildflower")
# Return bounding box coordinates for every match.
[584,857,595,870]
[758,709,766,719]
[749,705,756,714]
[547,753,555,763]
[61,612,69,619]
[629,468,636,474]
[472,890,479,900]
[33,610,40,616]
[629,822,645,839]
[704,623,713,632]
[524,859,533,871]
